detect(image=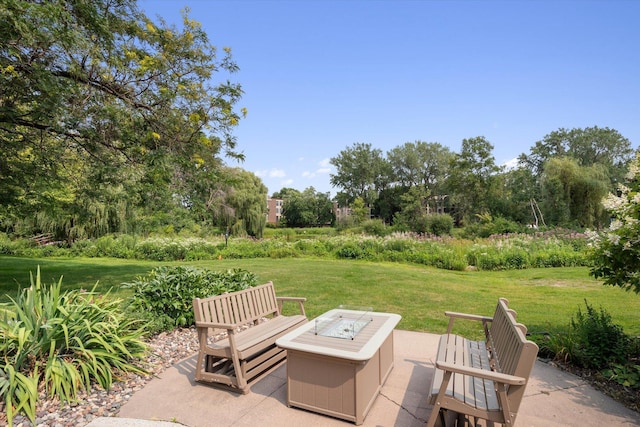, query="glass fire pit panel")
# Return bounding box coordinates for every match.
[315,306,374,340]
